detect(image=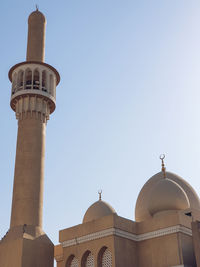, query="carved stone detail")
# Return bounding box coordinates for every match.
[14,95,51,123]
